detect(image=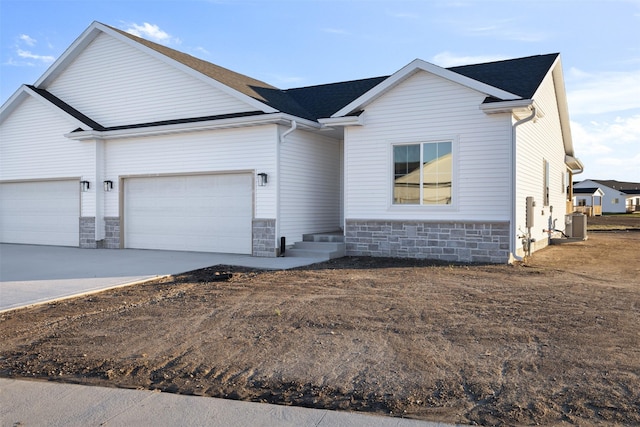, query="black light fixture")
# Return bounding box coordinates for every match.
[103,180,113,192]
[257,172,268,186]
[80,180,90,192]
